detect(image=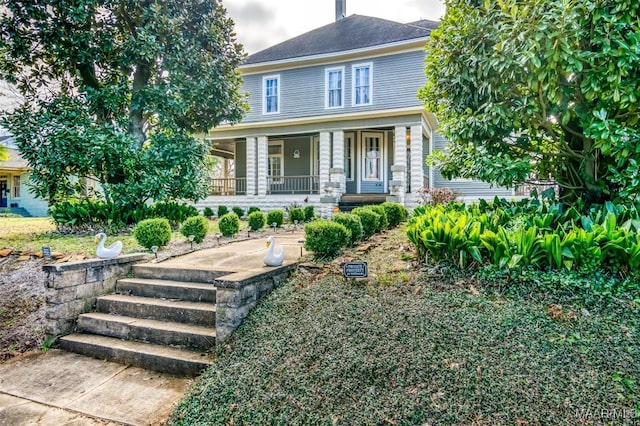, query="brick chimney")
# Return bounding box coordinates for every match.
[335,0,346,21]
